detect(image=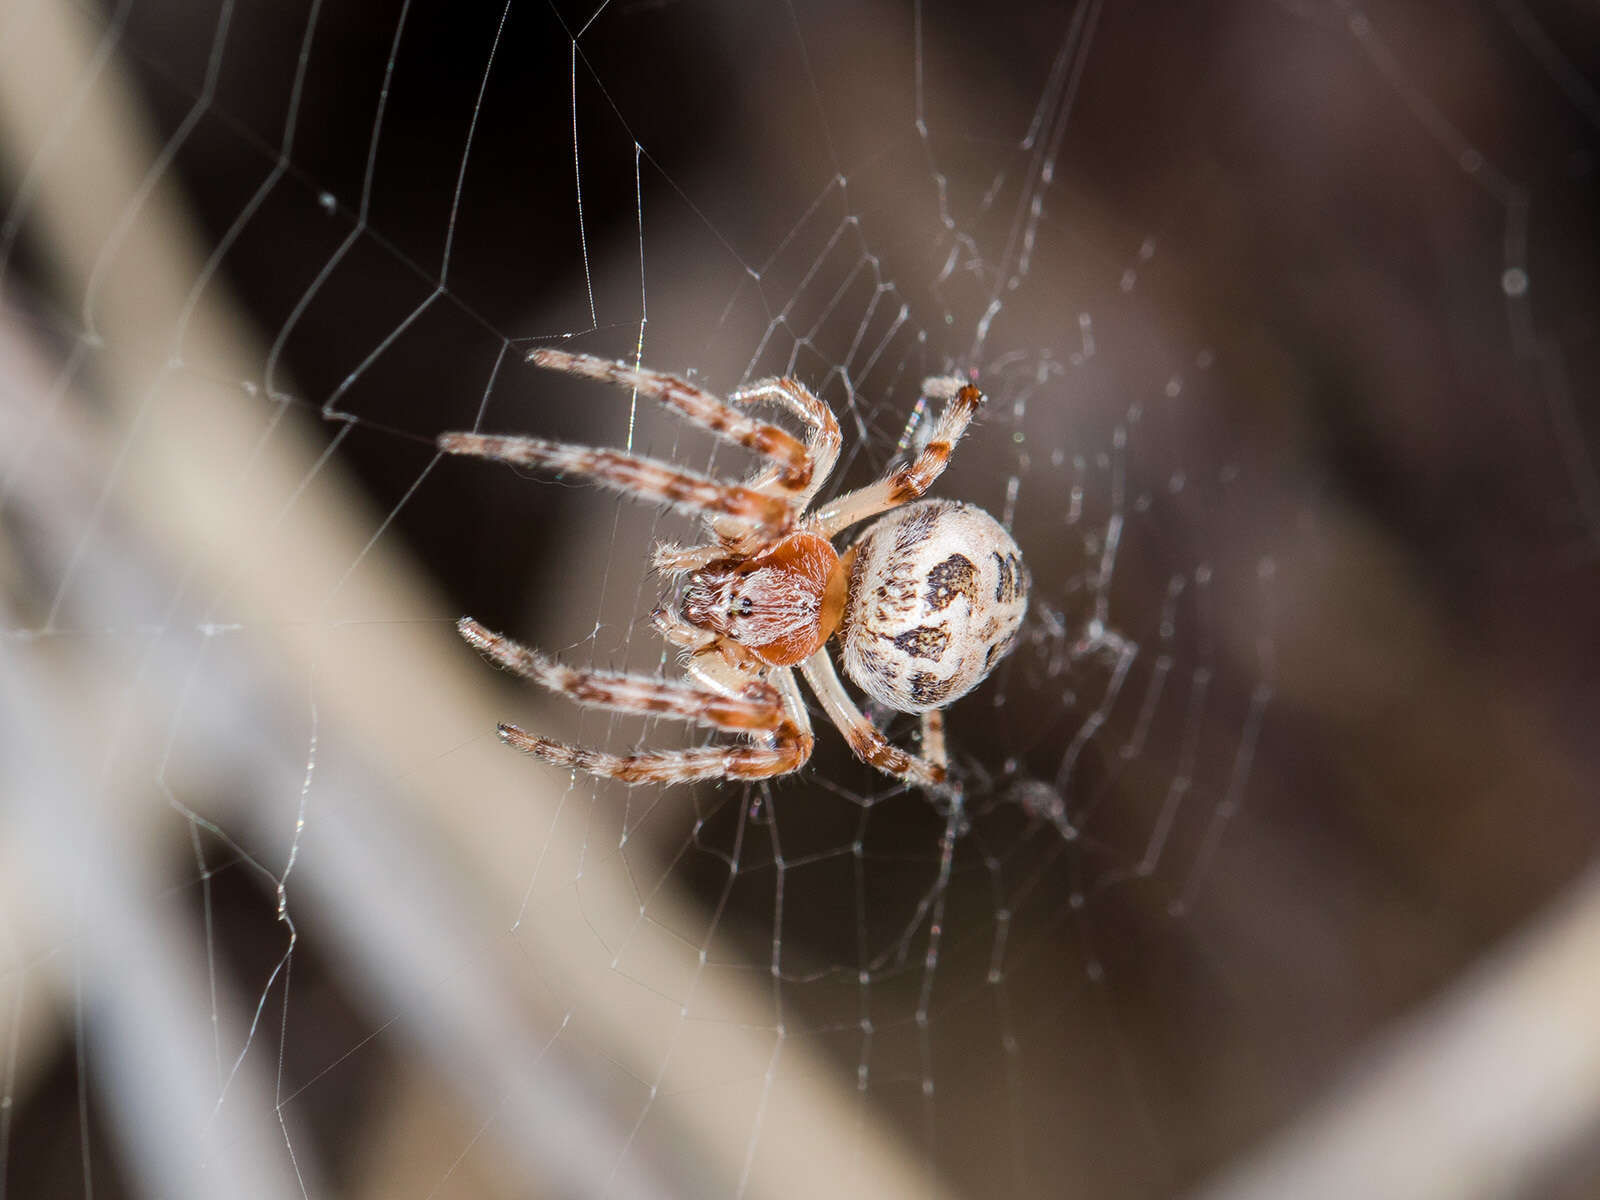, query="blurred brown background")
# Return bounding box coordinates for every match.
[2,1,1597,1197]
